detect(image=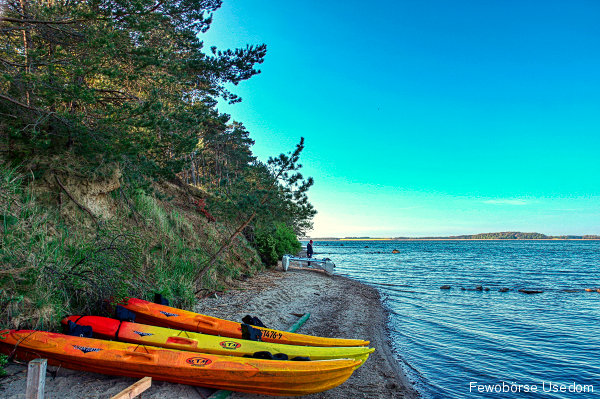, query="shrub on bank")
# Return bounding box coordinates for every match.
[0,353,7,377]
[255,223,302,266]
